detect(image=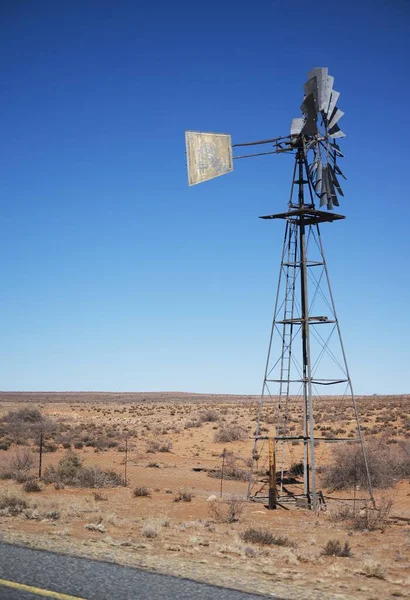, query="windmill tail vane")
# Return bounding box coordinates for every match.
[185,68,375,512]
